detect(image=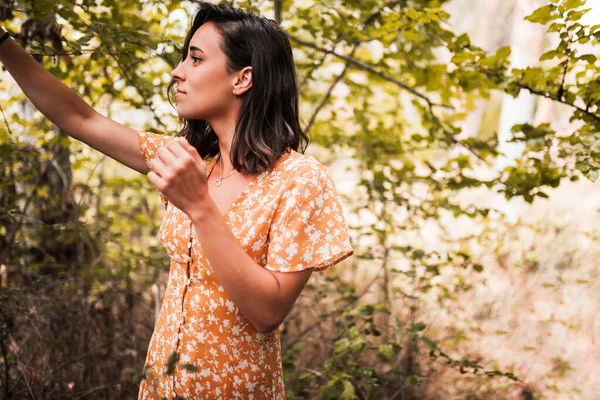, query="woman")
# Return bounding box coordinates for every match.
[0,3,353,399]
